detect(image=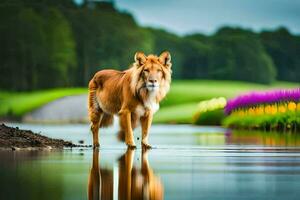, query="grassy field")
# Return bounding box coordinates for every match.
[153,103,198,124]
[0,80,299,122]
